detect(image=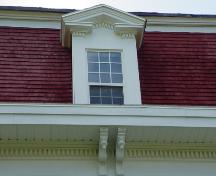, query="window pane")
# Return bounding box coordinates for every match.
[111,74,123,83]
[100,63,110,72]
[101,87,111,96]
[88,73,99,82]
[90,97,101,104]
[100,73,111,83]
[90,86,100,96]
[101,97,112,104]
[113,98,124,105]
[99,52,109,62]
[112,87,123,97]
[90,86,123,105]
[110,52,121,63]
[88,63,99,72]
[88,52,98,62]
[111,63,122,73]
